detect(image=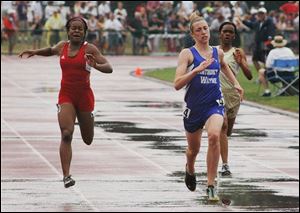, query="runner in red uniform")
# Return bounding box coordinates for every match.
[19,17,113,188]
